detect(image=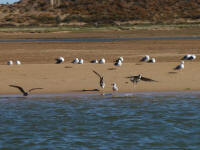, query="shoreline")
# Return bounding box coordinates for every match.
[1,90,200,97]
